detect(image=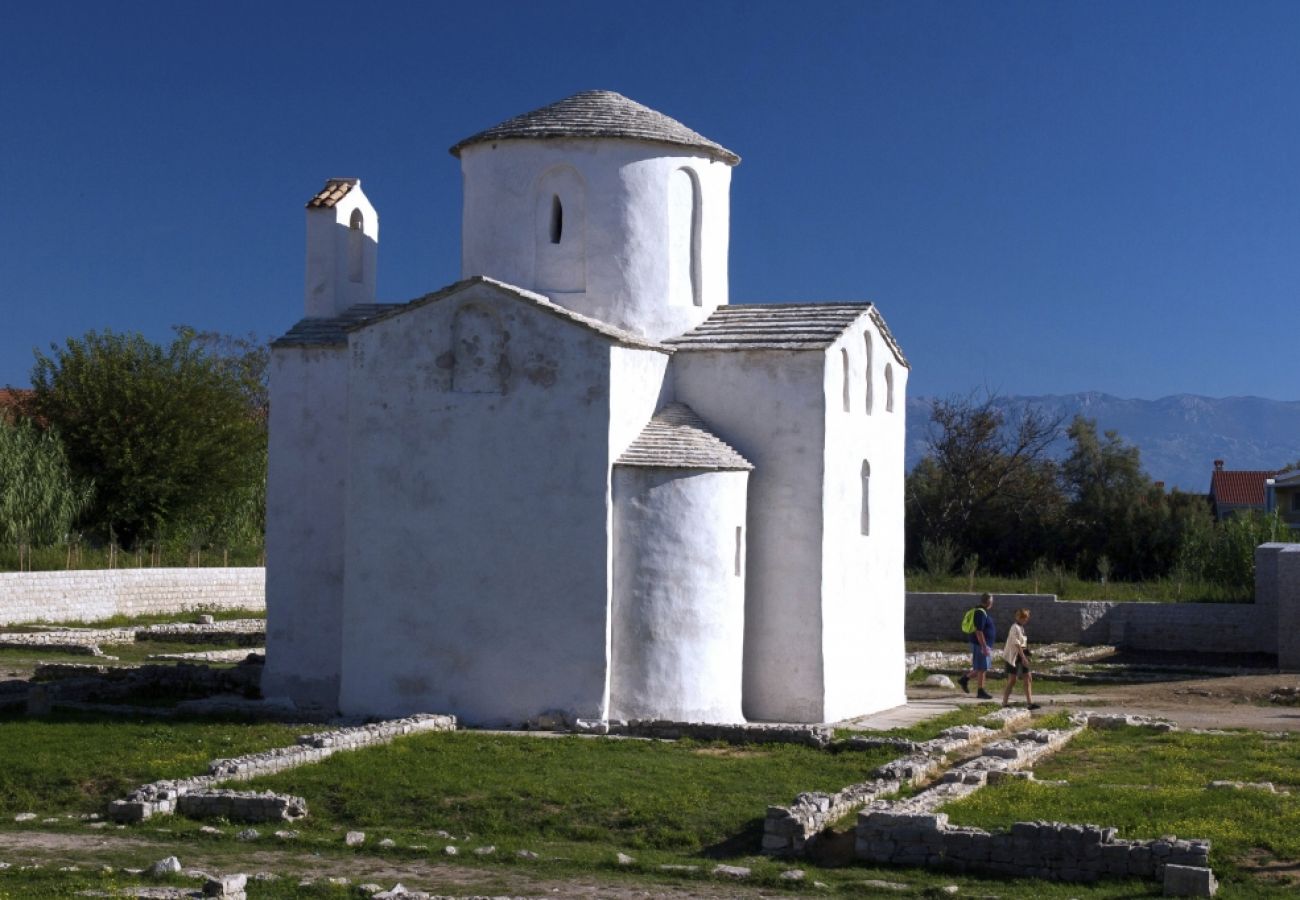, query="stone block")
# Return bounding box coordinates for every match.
[1163,864,1218,897]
